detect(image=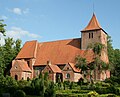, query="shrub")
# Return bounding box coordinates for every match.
[63,81,70,86]
[105,76,120,85]
[7,86,18,95]
[69,82,74,89]
[87,84,96,90]
[56,93,68,97]
[56,93,87,97]
[72,90,90,94]
[81,85,88,90]
[95,86,108,94]
[95,81,110,87]
[0,93,2,97]
[87,91,99,97]
[23,86,35,95]
[17,80,30,88]
[104,78,113,84]
[99,94,116,97]
[107,85,119,94]
[107,94,116,97]
[13,90,26,97]
[44,82,56,97]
